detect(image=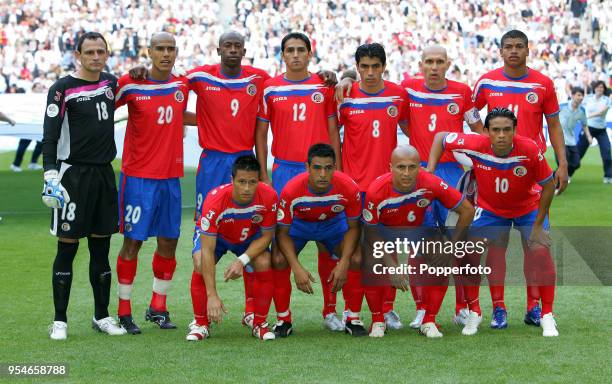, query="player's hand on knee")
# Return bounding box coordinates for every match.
[207,295,227,324]
[294,267,315,294]
[390,274,409,292]
[328,260,349,293]
[223,260,244,282]
[41,170,70,209]
[528,225,551,249]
